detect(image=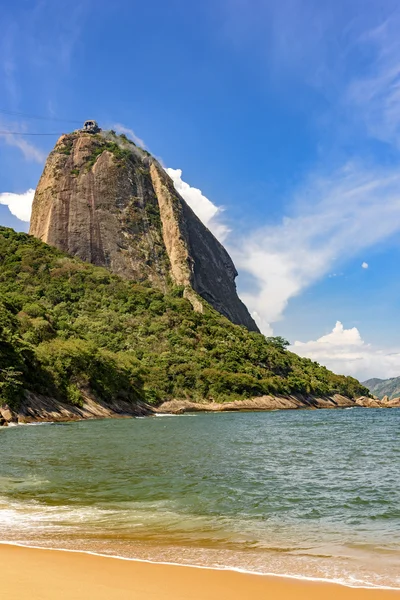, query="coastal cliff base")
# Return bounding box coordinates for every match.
[156,394,400,413]
[0,390,152,426]
[1,393,399,425]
